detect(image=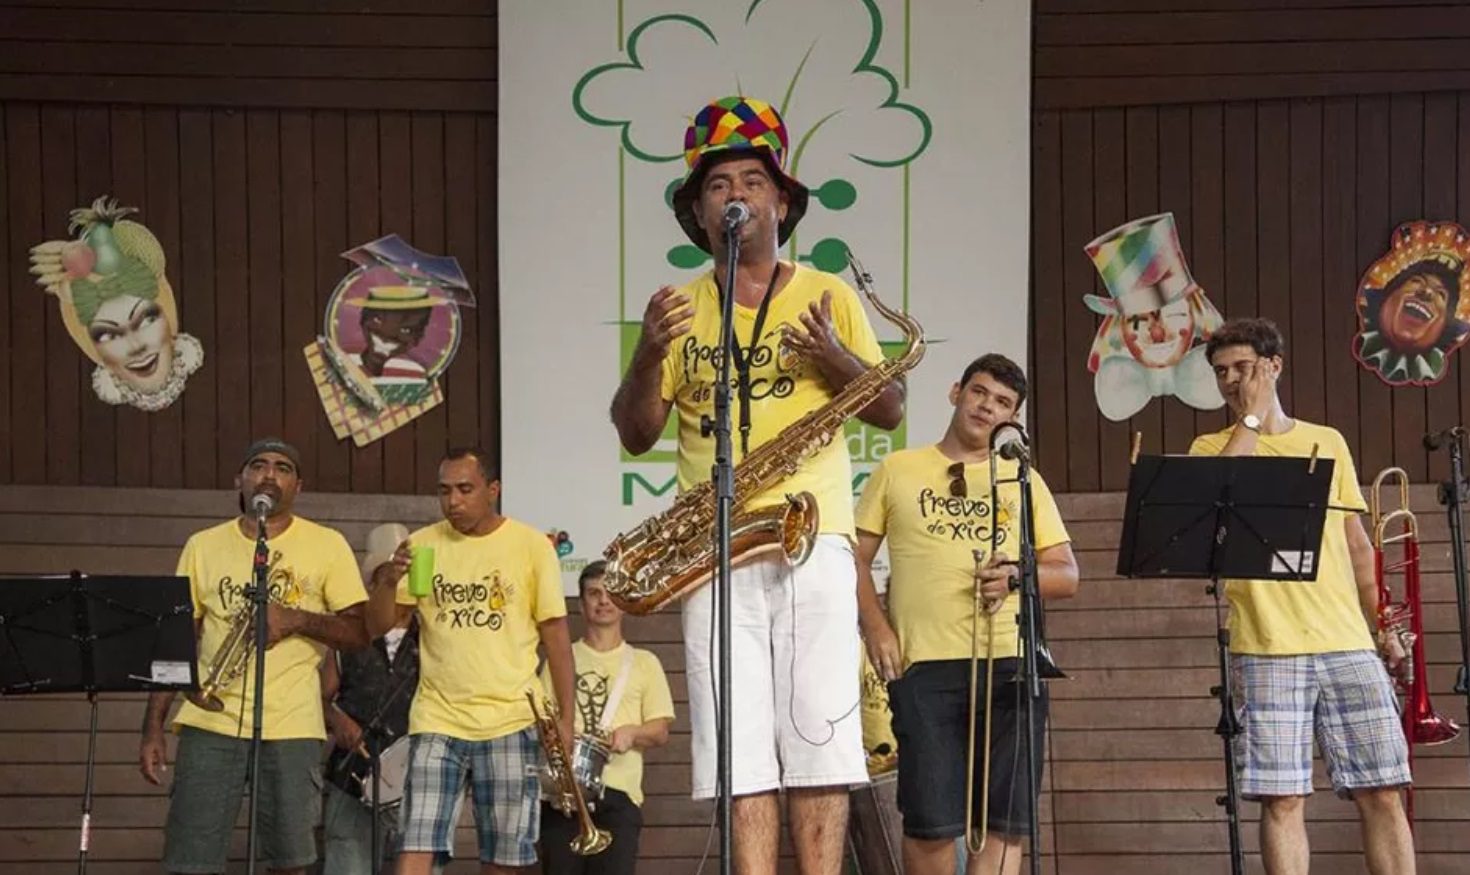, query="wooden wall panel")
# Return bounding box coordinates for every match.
[0,1,496,112]
[1035,3,1470,108]
[1,102,501,492]
[1031,90,1470,491]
